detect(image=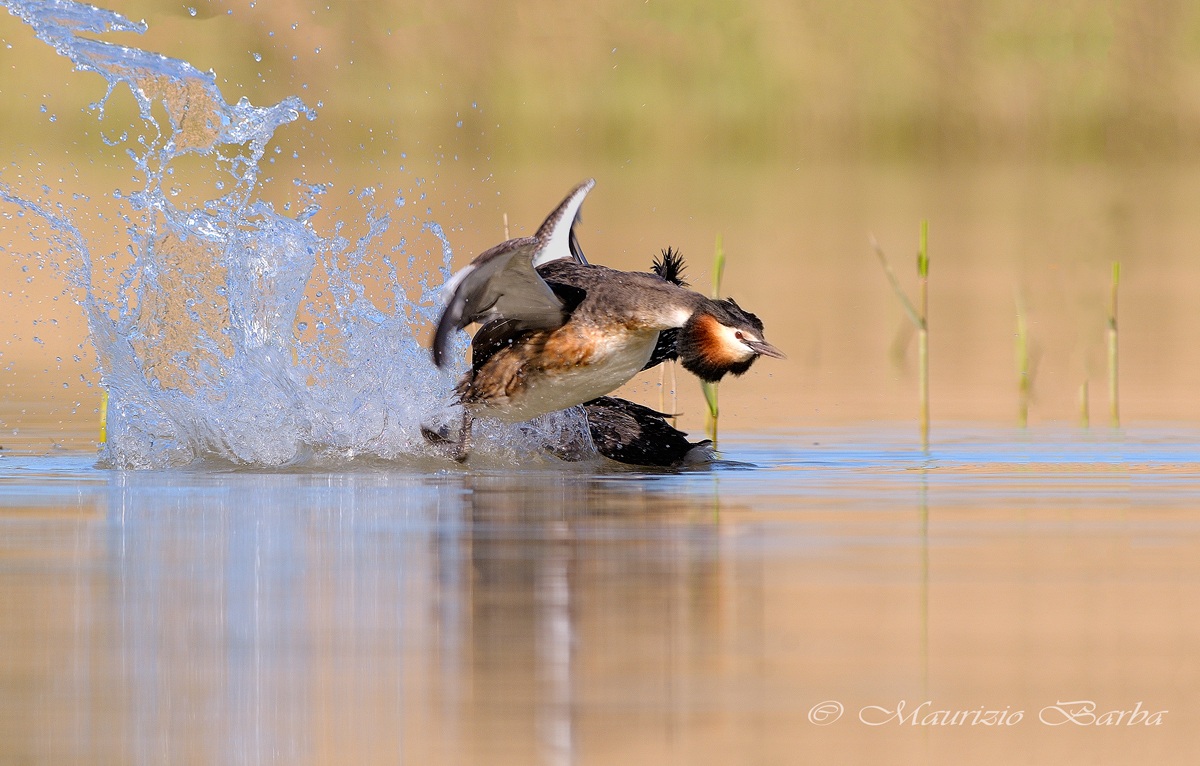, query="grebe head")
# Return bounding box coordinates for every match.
[677,298,785,382]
